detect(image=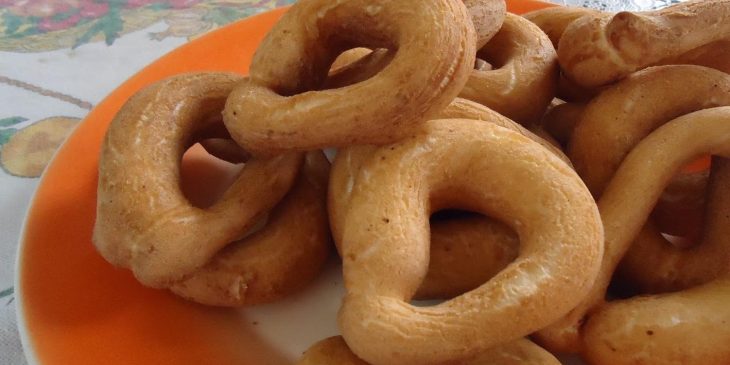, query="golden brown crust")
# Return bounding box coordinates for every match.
[222,0,477,155]
[583,277,730,365]
[93,72,303,288]
[328,99,568,301]
[170,152,332,306]
[569,65,730,196]
[567,66,719,291]
[538,107,730,355]
[579,110,730,365]
[558,0,730,88]
[460,13,558,125]
[338,119,603,365]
